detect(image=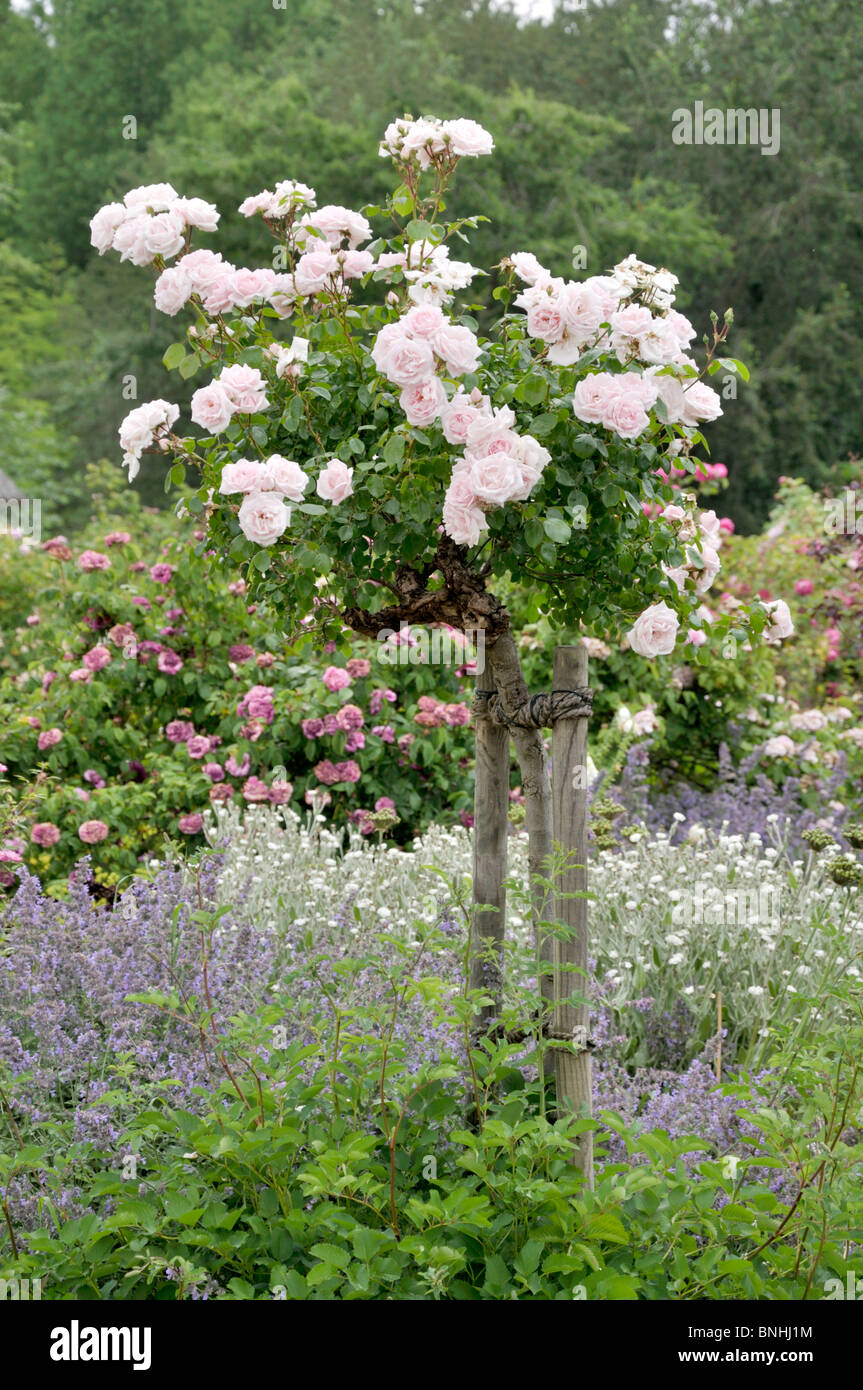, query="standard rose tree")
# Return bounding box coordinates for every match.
[95,113,792,1094]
